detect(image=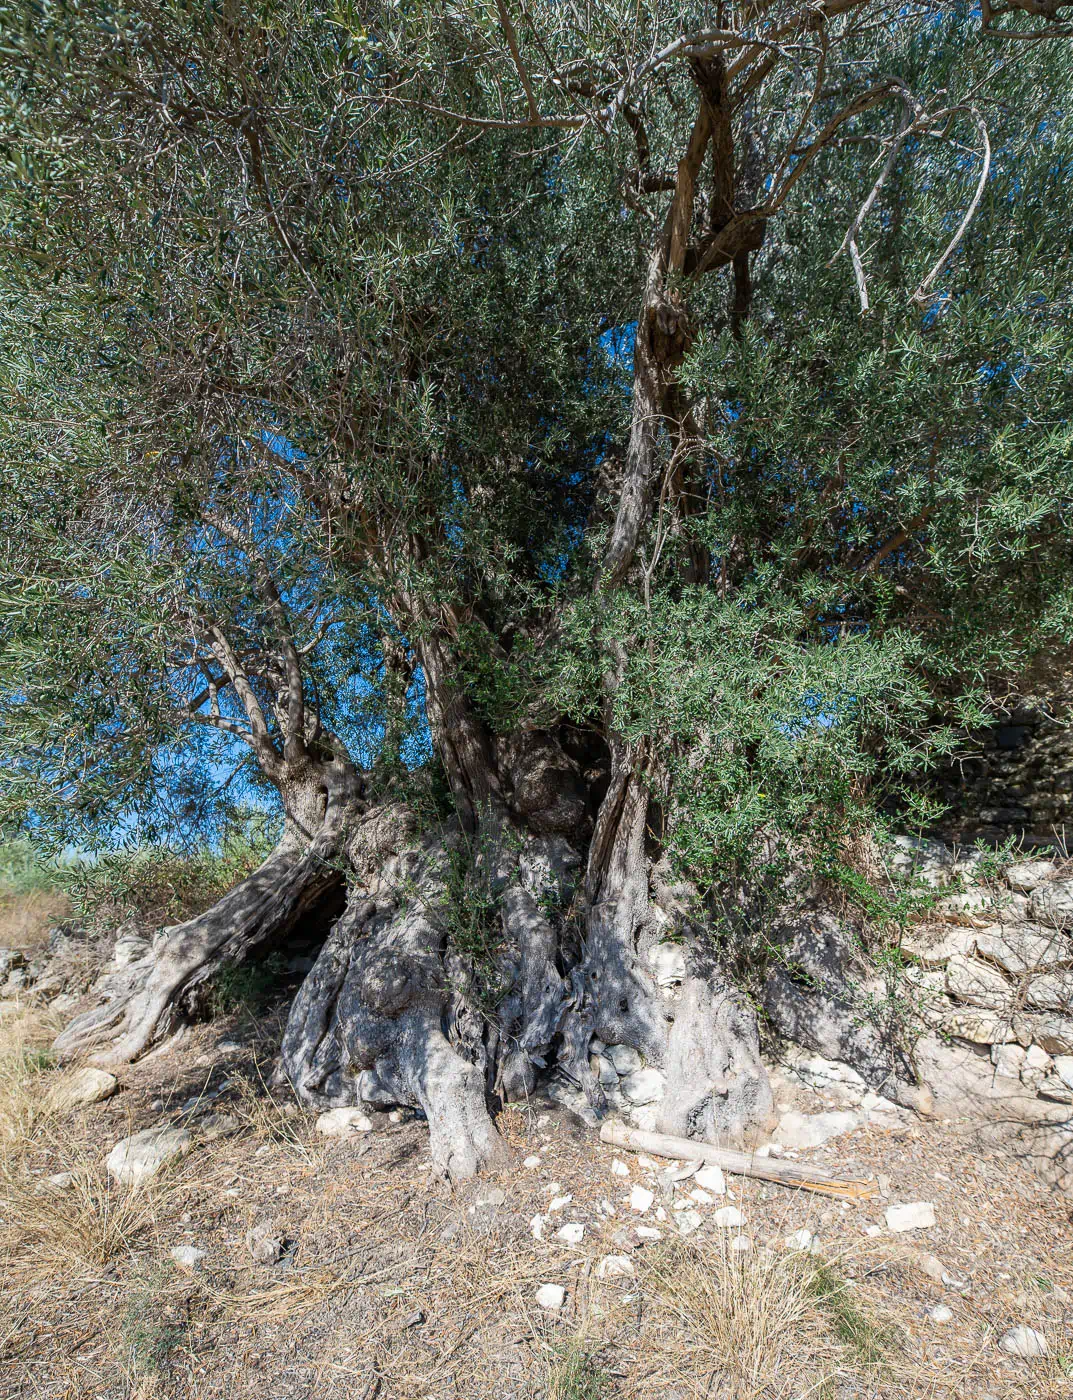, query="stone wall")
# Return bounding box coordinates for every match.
[930,697,1073,851]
